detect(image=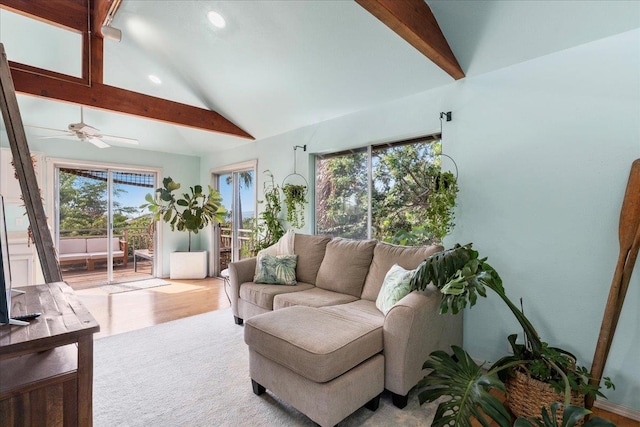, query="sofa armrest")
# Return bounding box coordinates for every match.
[228,257,257,317]
[383,286,463,397]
